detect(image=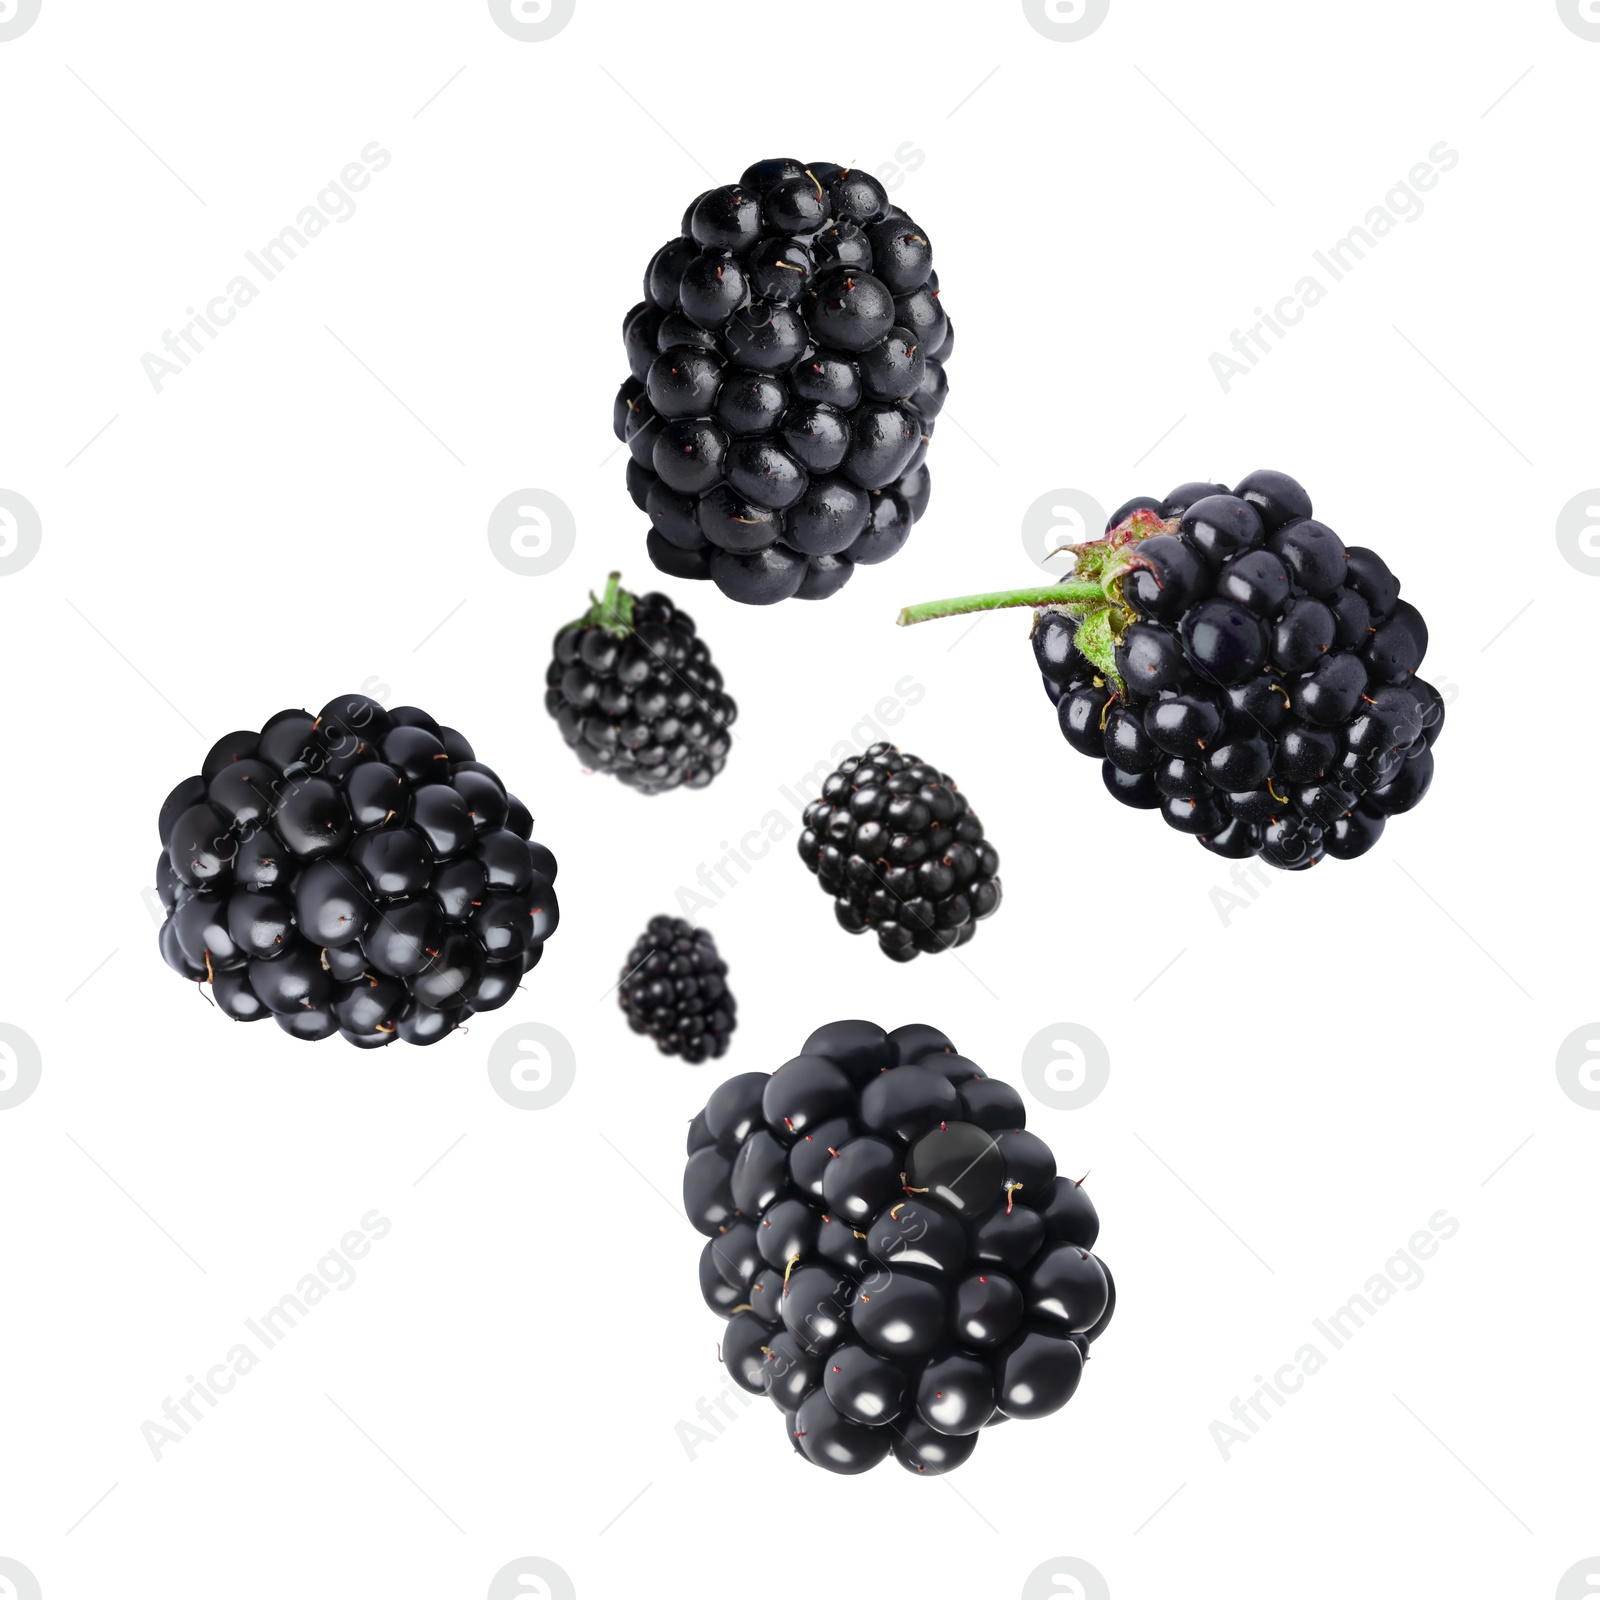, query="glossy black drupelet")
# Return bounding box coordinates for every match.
[685,1020,1113,1475]
[616,158,951,605]
[797,743,1001,961]
[620,916,736,1065]
[545,579,735,794]
[156,695,558,1047]
[1038,470,1443,870]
